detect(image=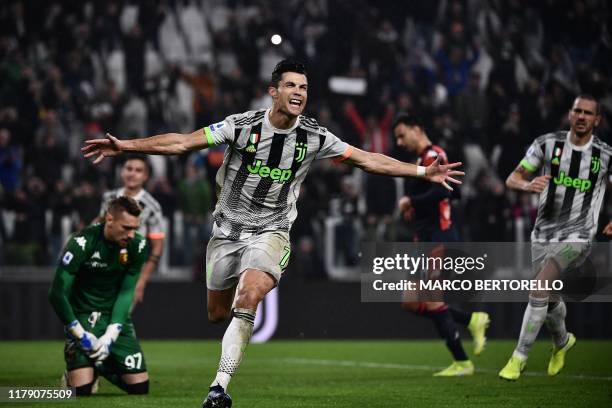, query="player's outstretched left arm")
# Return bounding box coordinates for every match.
[81,129,211,164]
[342,146,464,191]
